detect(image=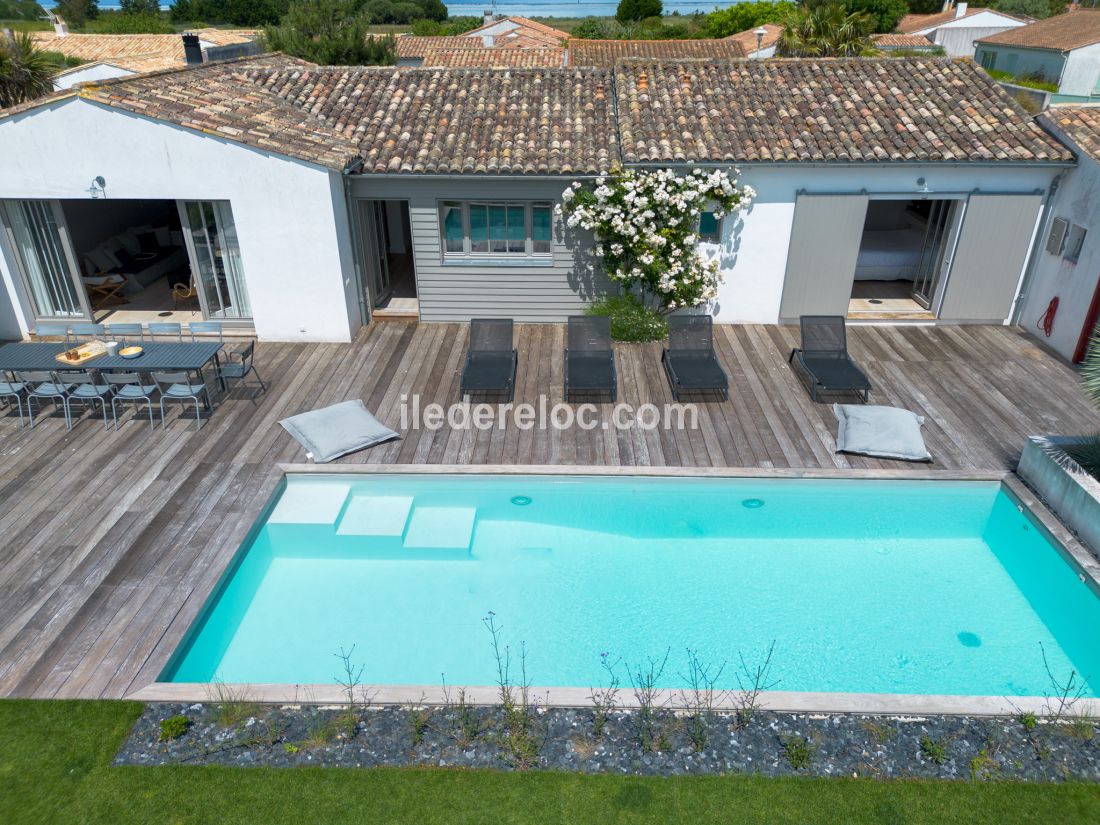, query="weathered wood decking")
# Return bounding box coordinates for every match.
[0,323,1096,699]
